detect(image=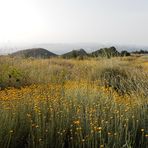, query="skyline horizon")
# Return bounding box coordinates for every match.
[0,42,148,55]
